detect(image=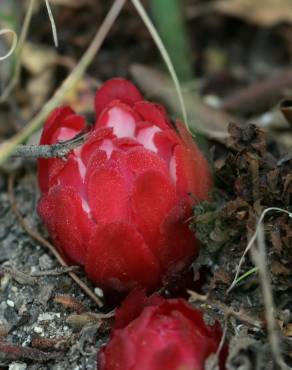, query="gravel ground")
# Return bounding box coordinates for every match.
[0,172,105,370]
